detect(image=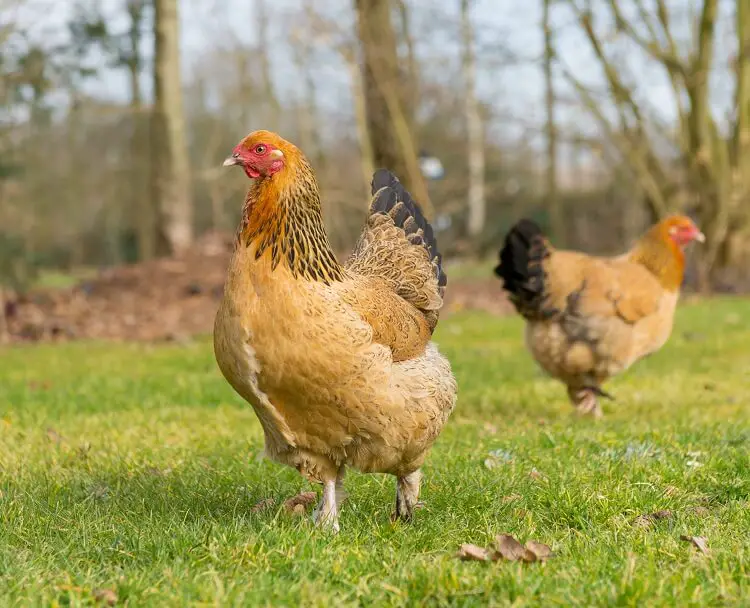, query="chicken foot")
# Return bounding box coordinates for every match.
[568,387,603,418]
[313,465,346,533]
[392,469,422,522]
